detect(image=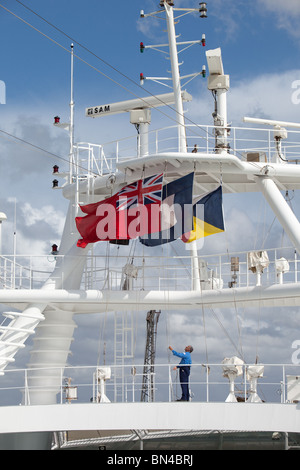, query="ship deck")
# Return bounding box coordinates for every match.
[0,361,299,450]
[0,401,298,450]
